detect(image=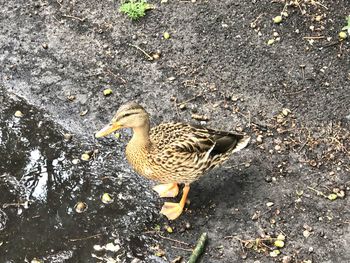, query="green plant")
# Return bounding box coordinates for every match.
[342,15,350,33]
[119,0,151,20]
